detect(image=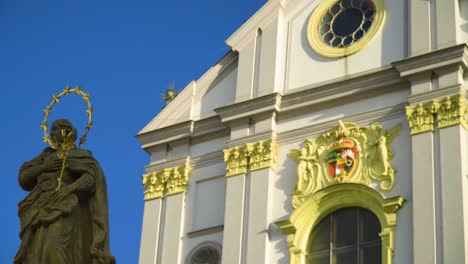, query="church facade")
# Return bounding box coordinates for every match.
[137,0,468,263]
